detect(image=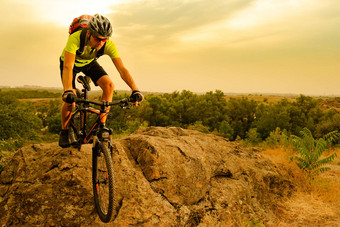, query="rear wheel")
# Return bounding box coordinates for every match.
[92,141,116,223]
